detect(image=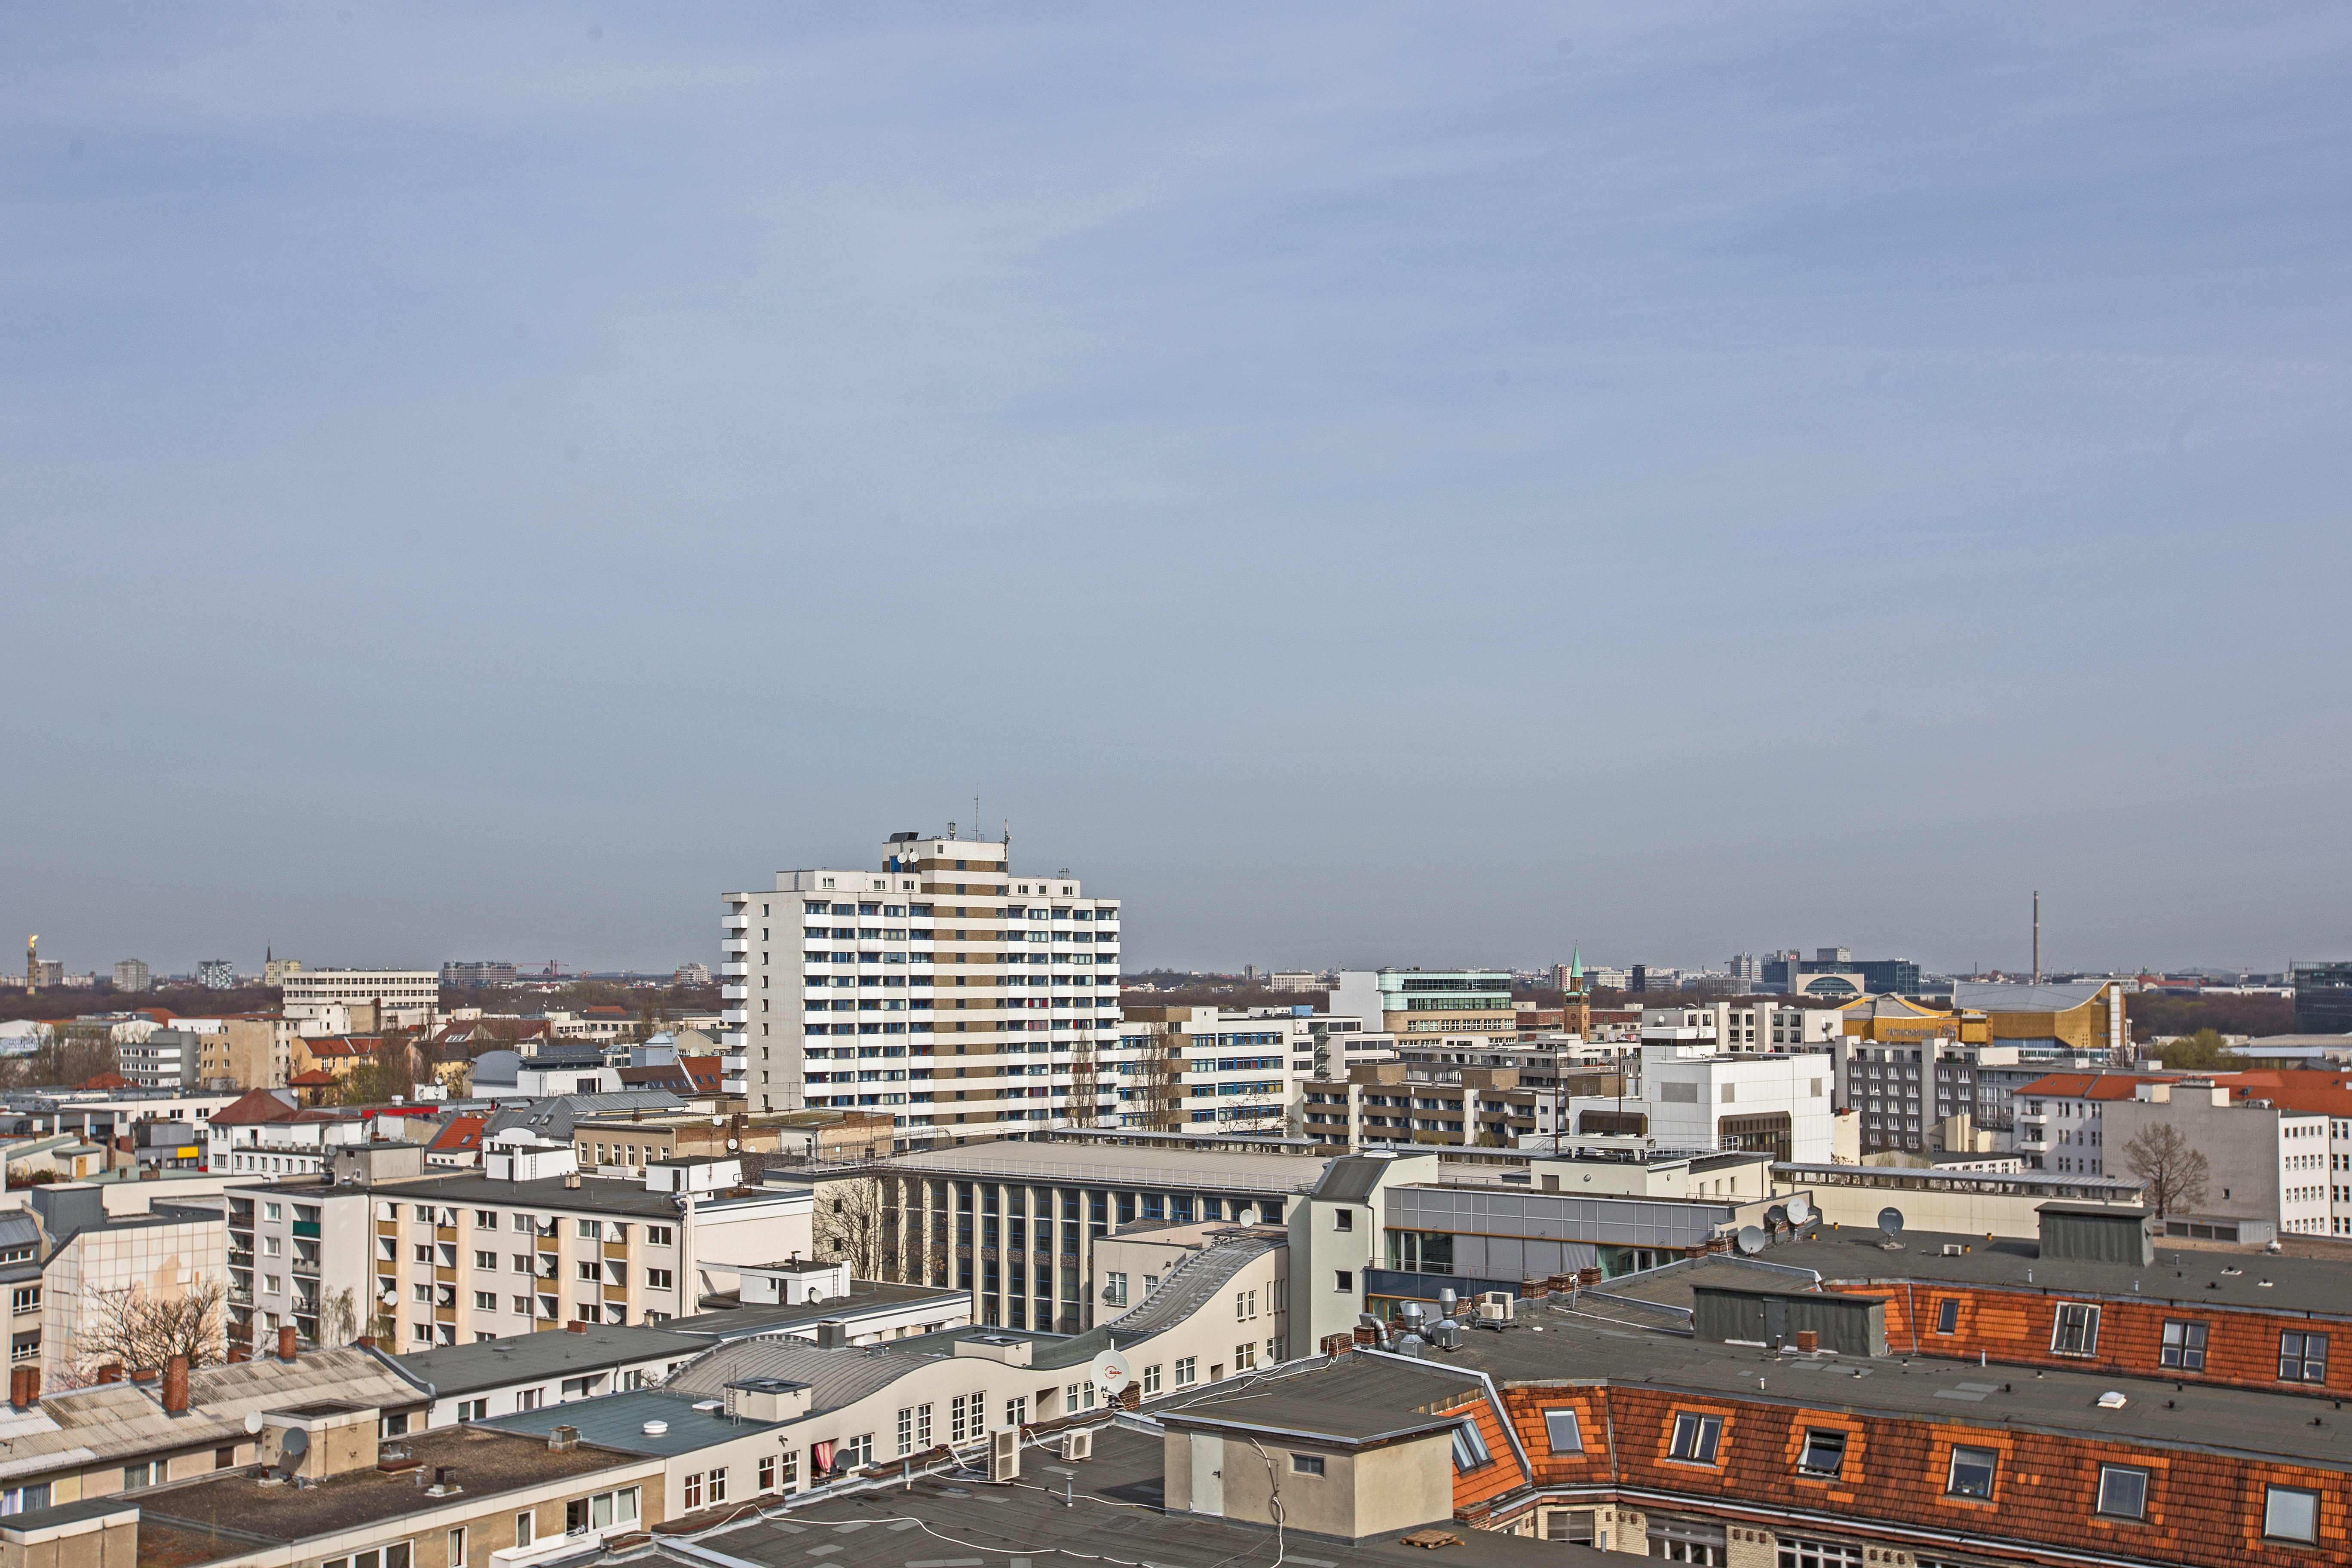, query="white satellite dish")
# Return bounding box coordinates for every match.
[1093,1348,1133,1396]
[244,1410,263,1435]
[1787,1195,1813,1226]
[1736,1225,1767,1256]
